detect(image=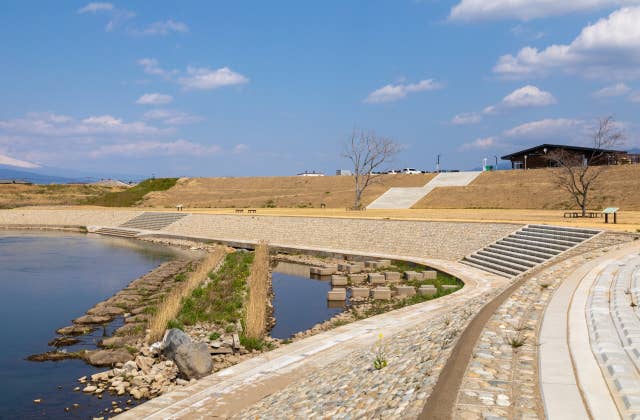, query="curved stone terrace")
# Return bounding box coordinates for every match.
[3,208,640,419]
